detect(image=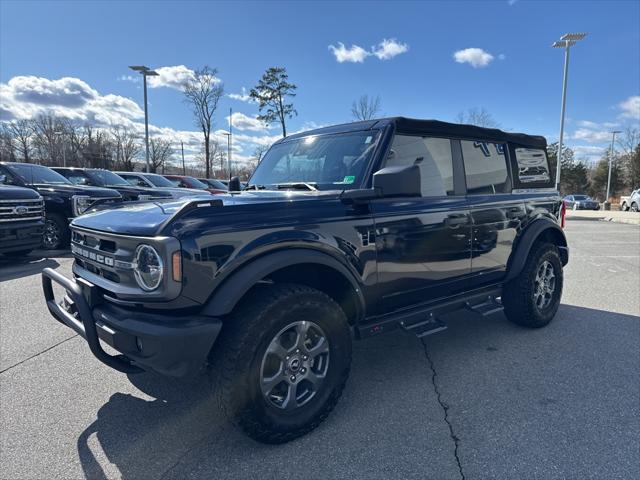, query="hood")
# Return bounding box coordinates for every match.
[0,185,42,200]
[164,187,213,198]
[71,189,339,236]
[33,183,122,198]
